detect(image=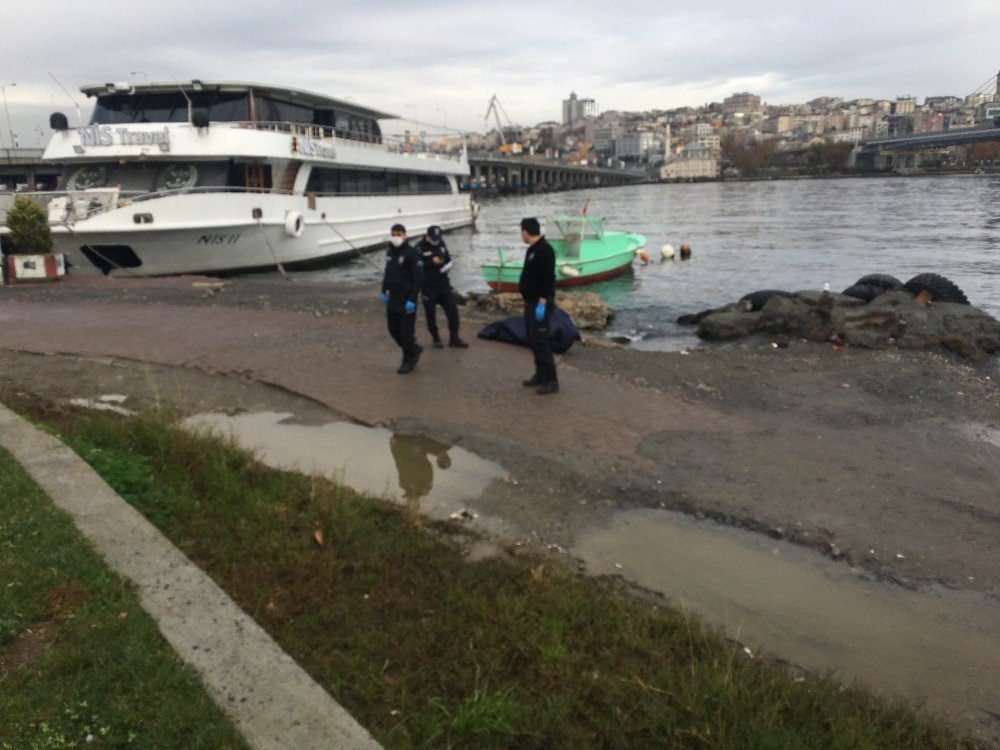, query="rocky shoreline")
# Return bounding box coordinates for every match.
[683,276,1000,361]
